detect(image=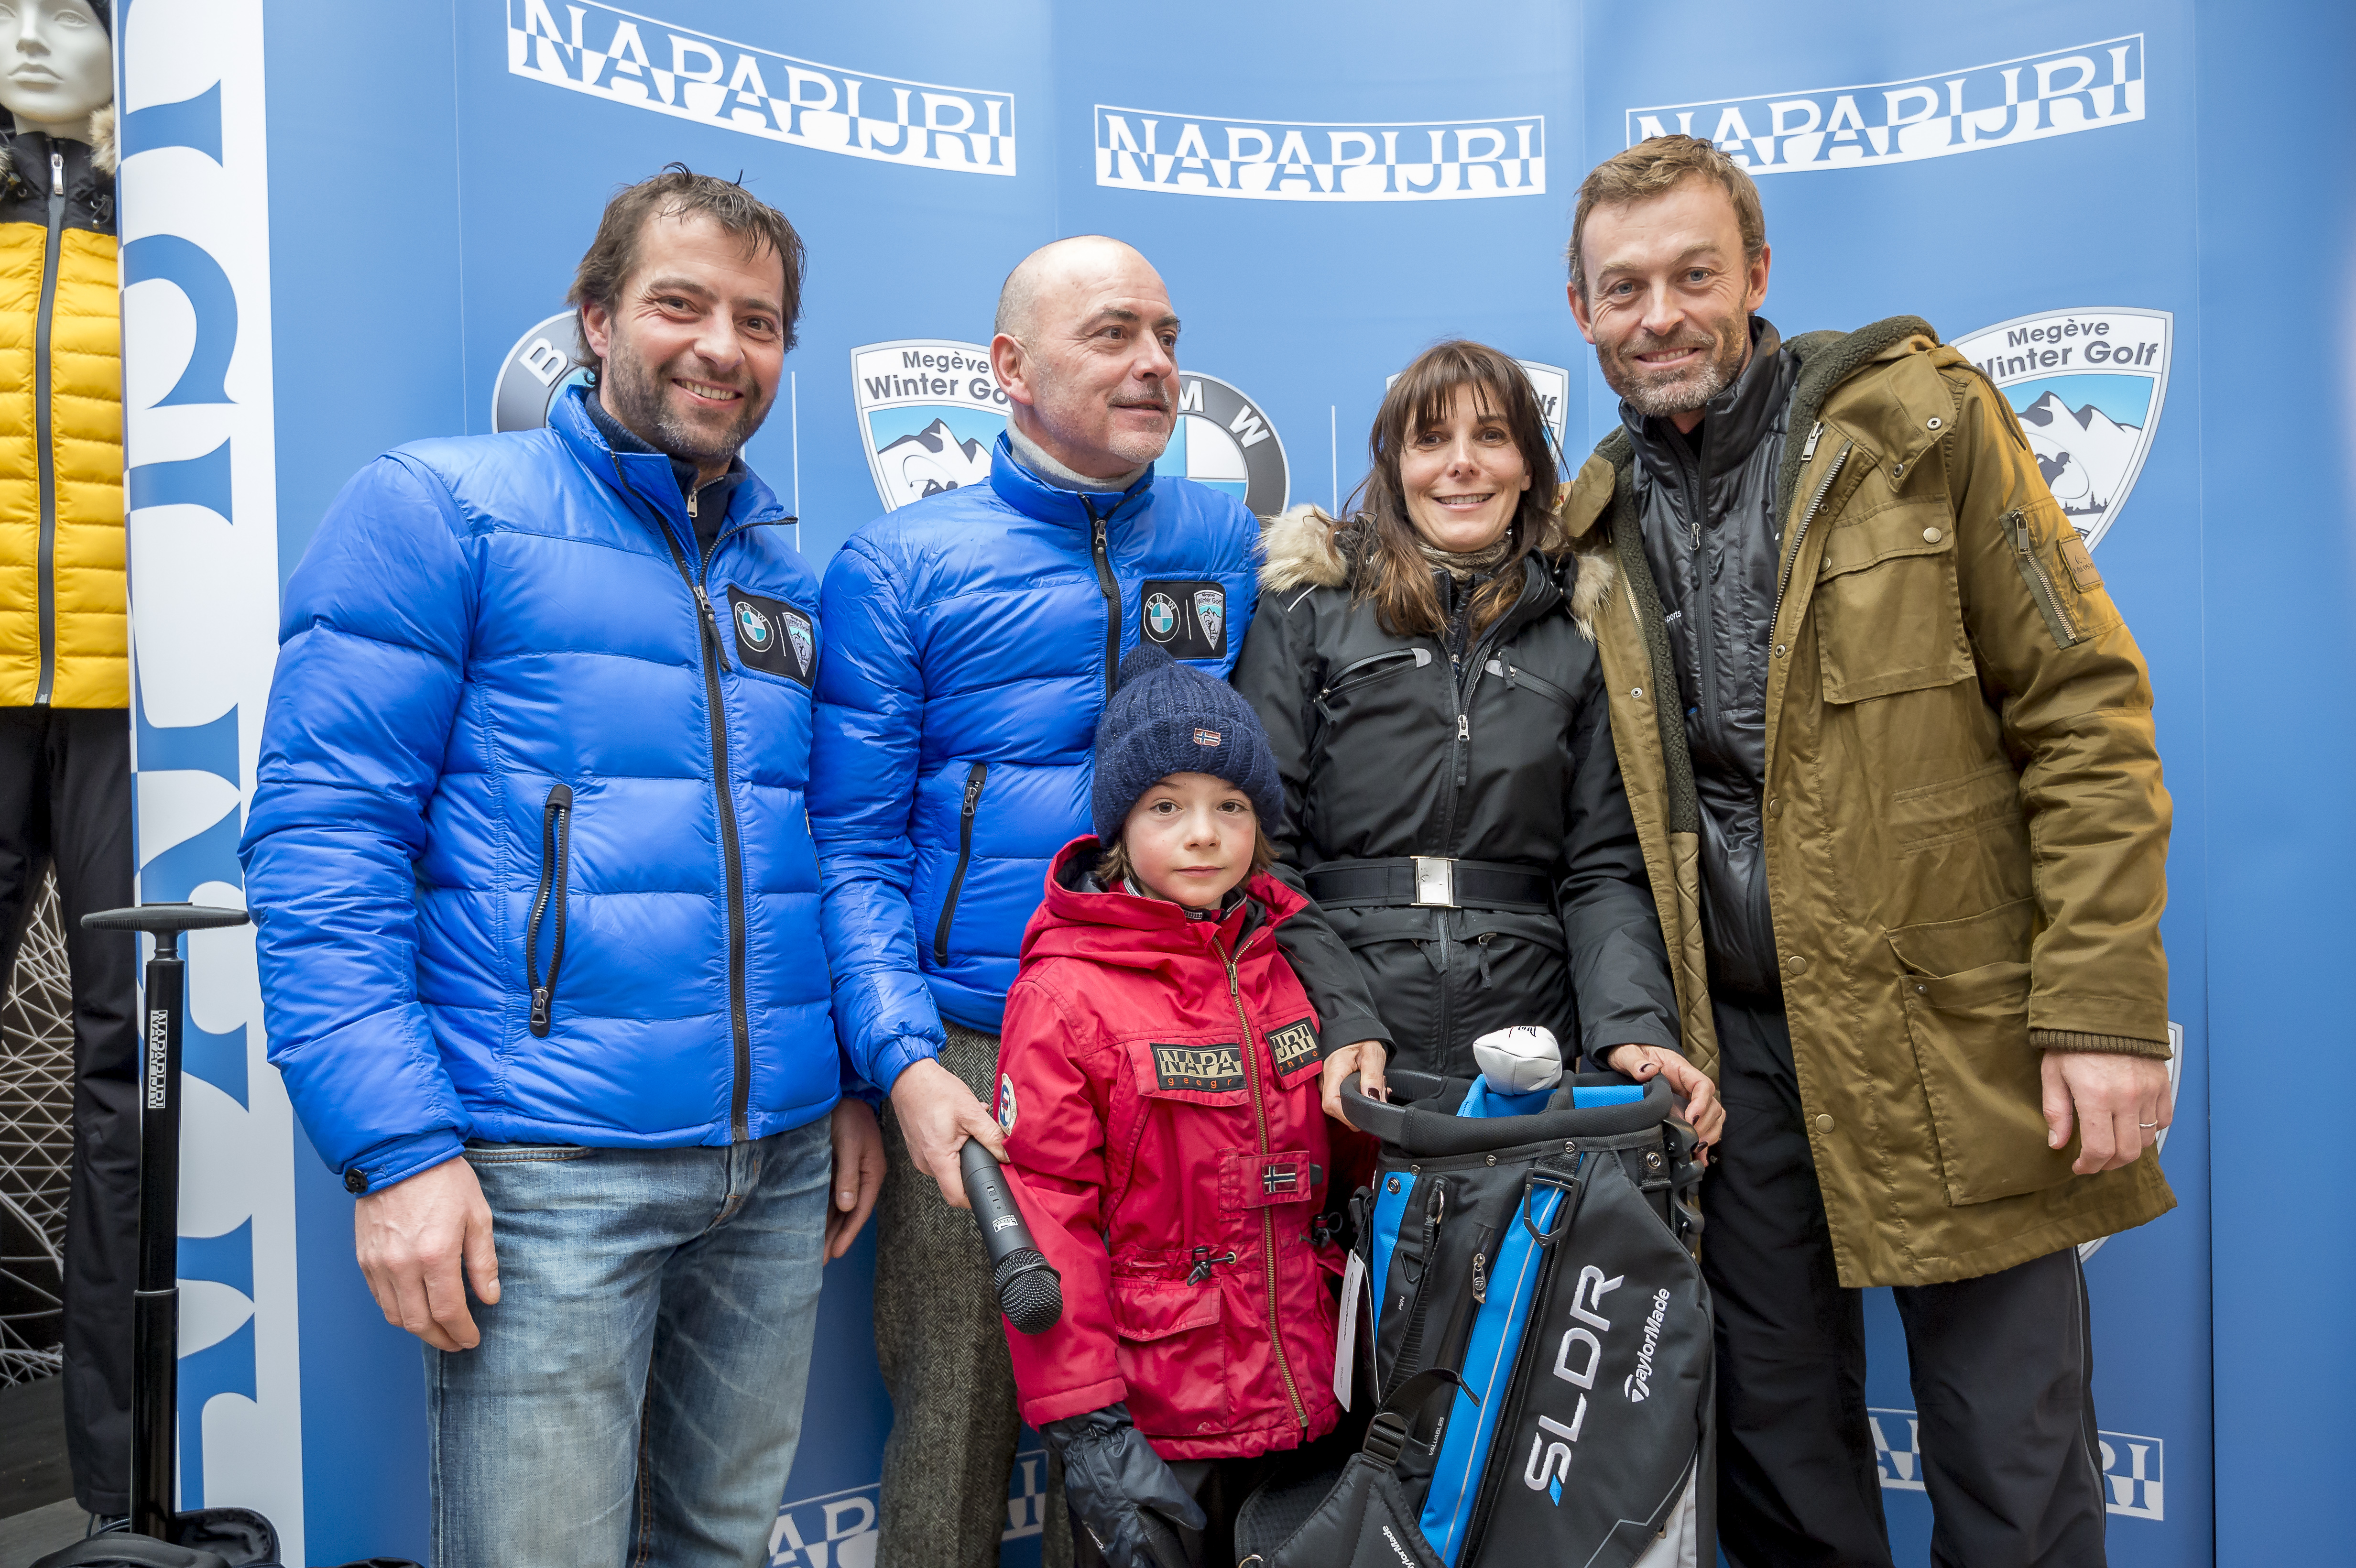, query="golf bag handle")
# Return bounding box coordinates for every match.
[1338,1069,1675,1155]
